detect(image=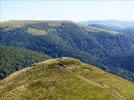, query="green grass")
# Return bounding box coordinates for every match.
[0,20,39,31]
[0,57,134,100]
[0,20,62,30]
[27,28,48,35]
